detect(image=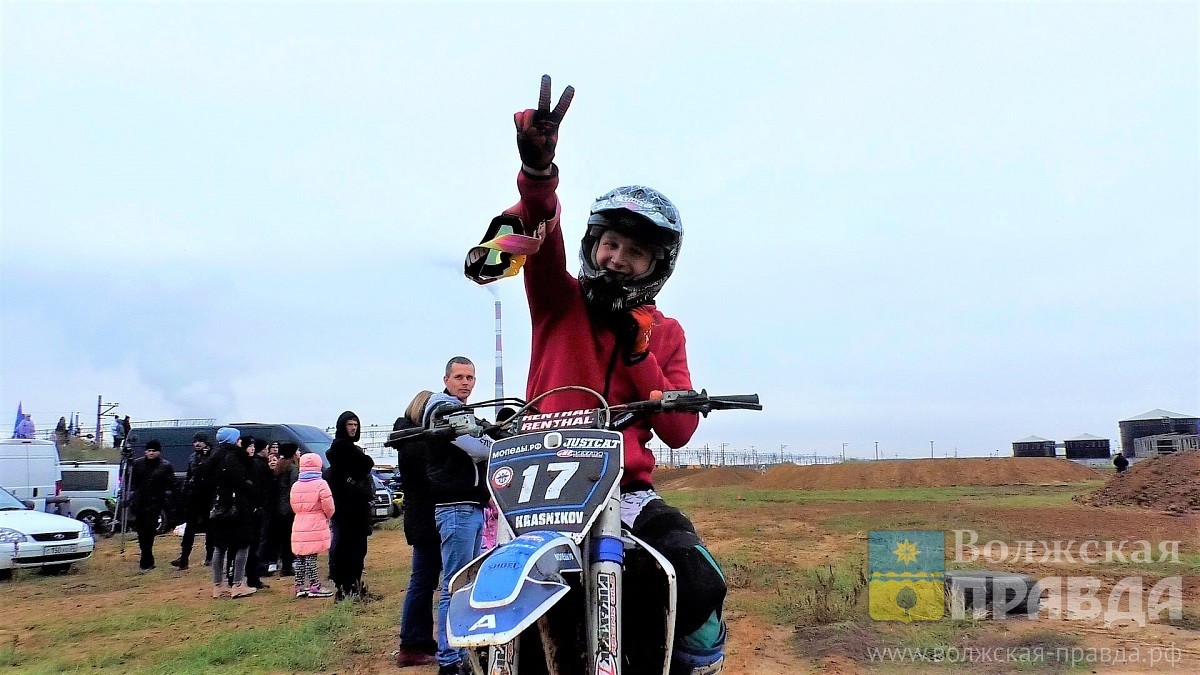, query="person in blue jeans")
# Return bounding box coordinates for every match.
[423,357,492,675]
[388,391,442,667]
